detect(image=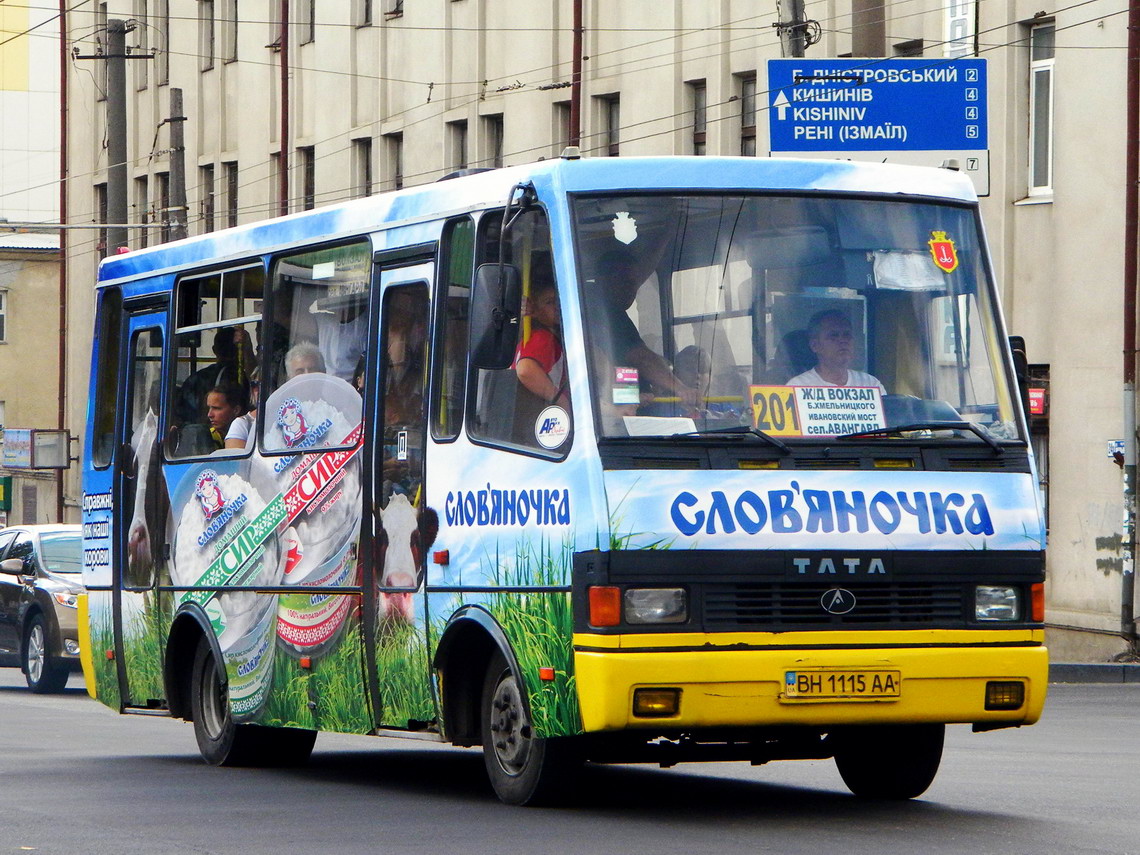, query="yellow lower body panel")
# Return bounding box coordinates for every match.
[574,630,1048,733]
[76,593,98,700]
